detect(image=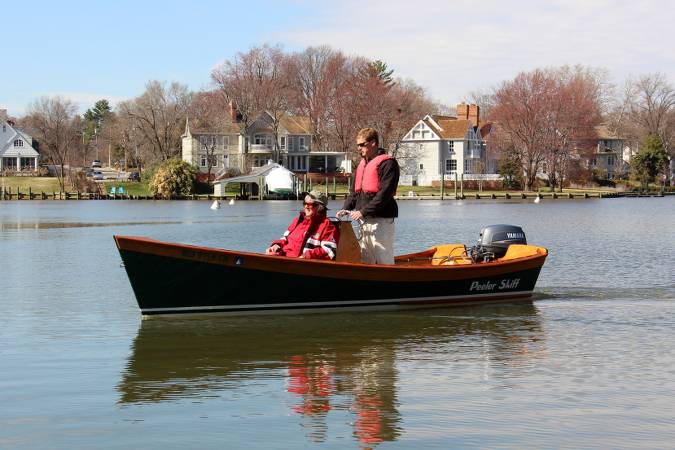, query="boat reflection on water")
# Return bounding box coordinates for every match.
[118,303,545,446]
